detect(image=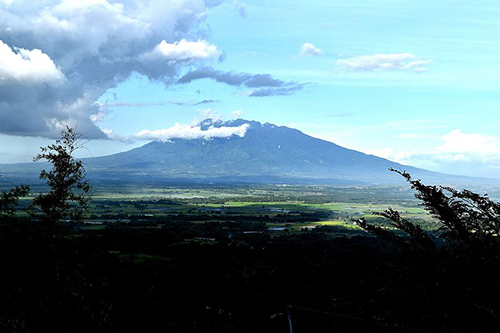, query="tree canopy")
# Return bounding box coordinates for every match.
[358,168,500,255]
[31,126,91,223]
